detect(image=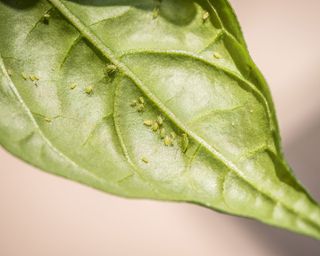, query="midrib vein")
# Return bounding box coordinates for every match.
[47,0,320,231]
